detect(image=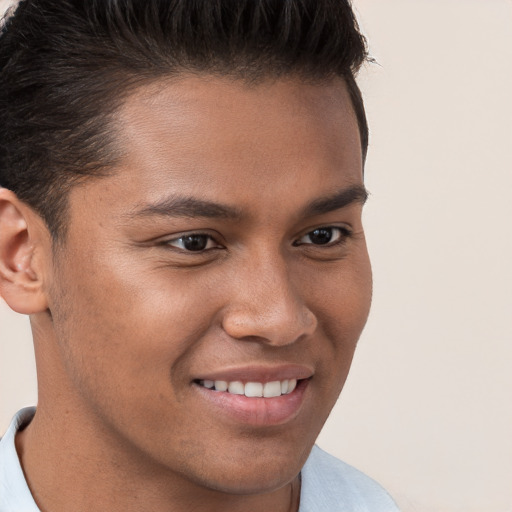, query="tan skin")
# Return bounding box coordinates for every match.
[0,75,372,512]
